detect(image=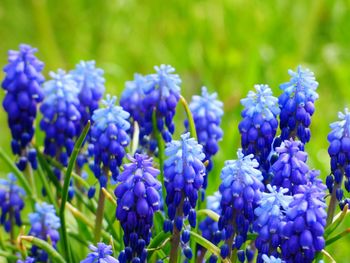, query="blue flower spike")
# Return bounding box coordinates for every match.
[279,66,319,143]
[327,108,350,203]
[0,174,25,232]
[115,154,161,263]
[81,243,119,263]
[28,202,60,261]
[254,185,292,263]
[218,149,264,259]
[2,44,45,170]
[262,255,285,263]
[90,94,130,187]
[187,86,224,193]
[239,84,280,180]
